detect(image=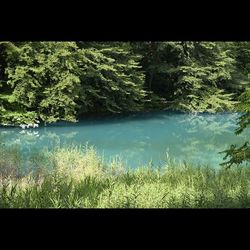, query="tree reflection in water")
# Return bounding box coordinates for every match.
[0,112,249,169]
[174,112,249,166]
